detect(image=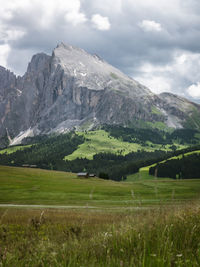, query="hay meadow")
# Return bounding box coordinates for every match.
[1,165,200,266]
